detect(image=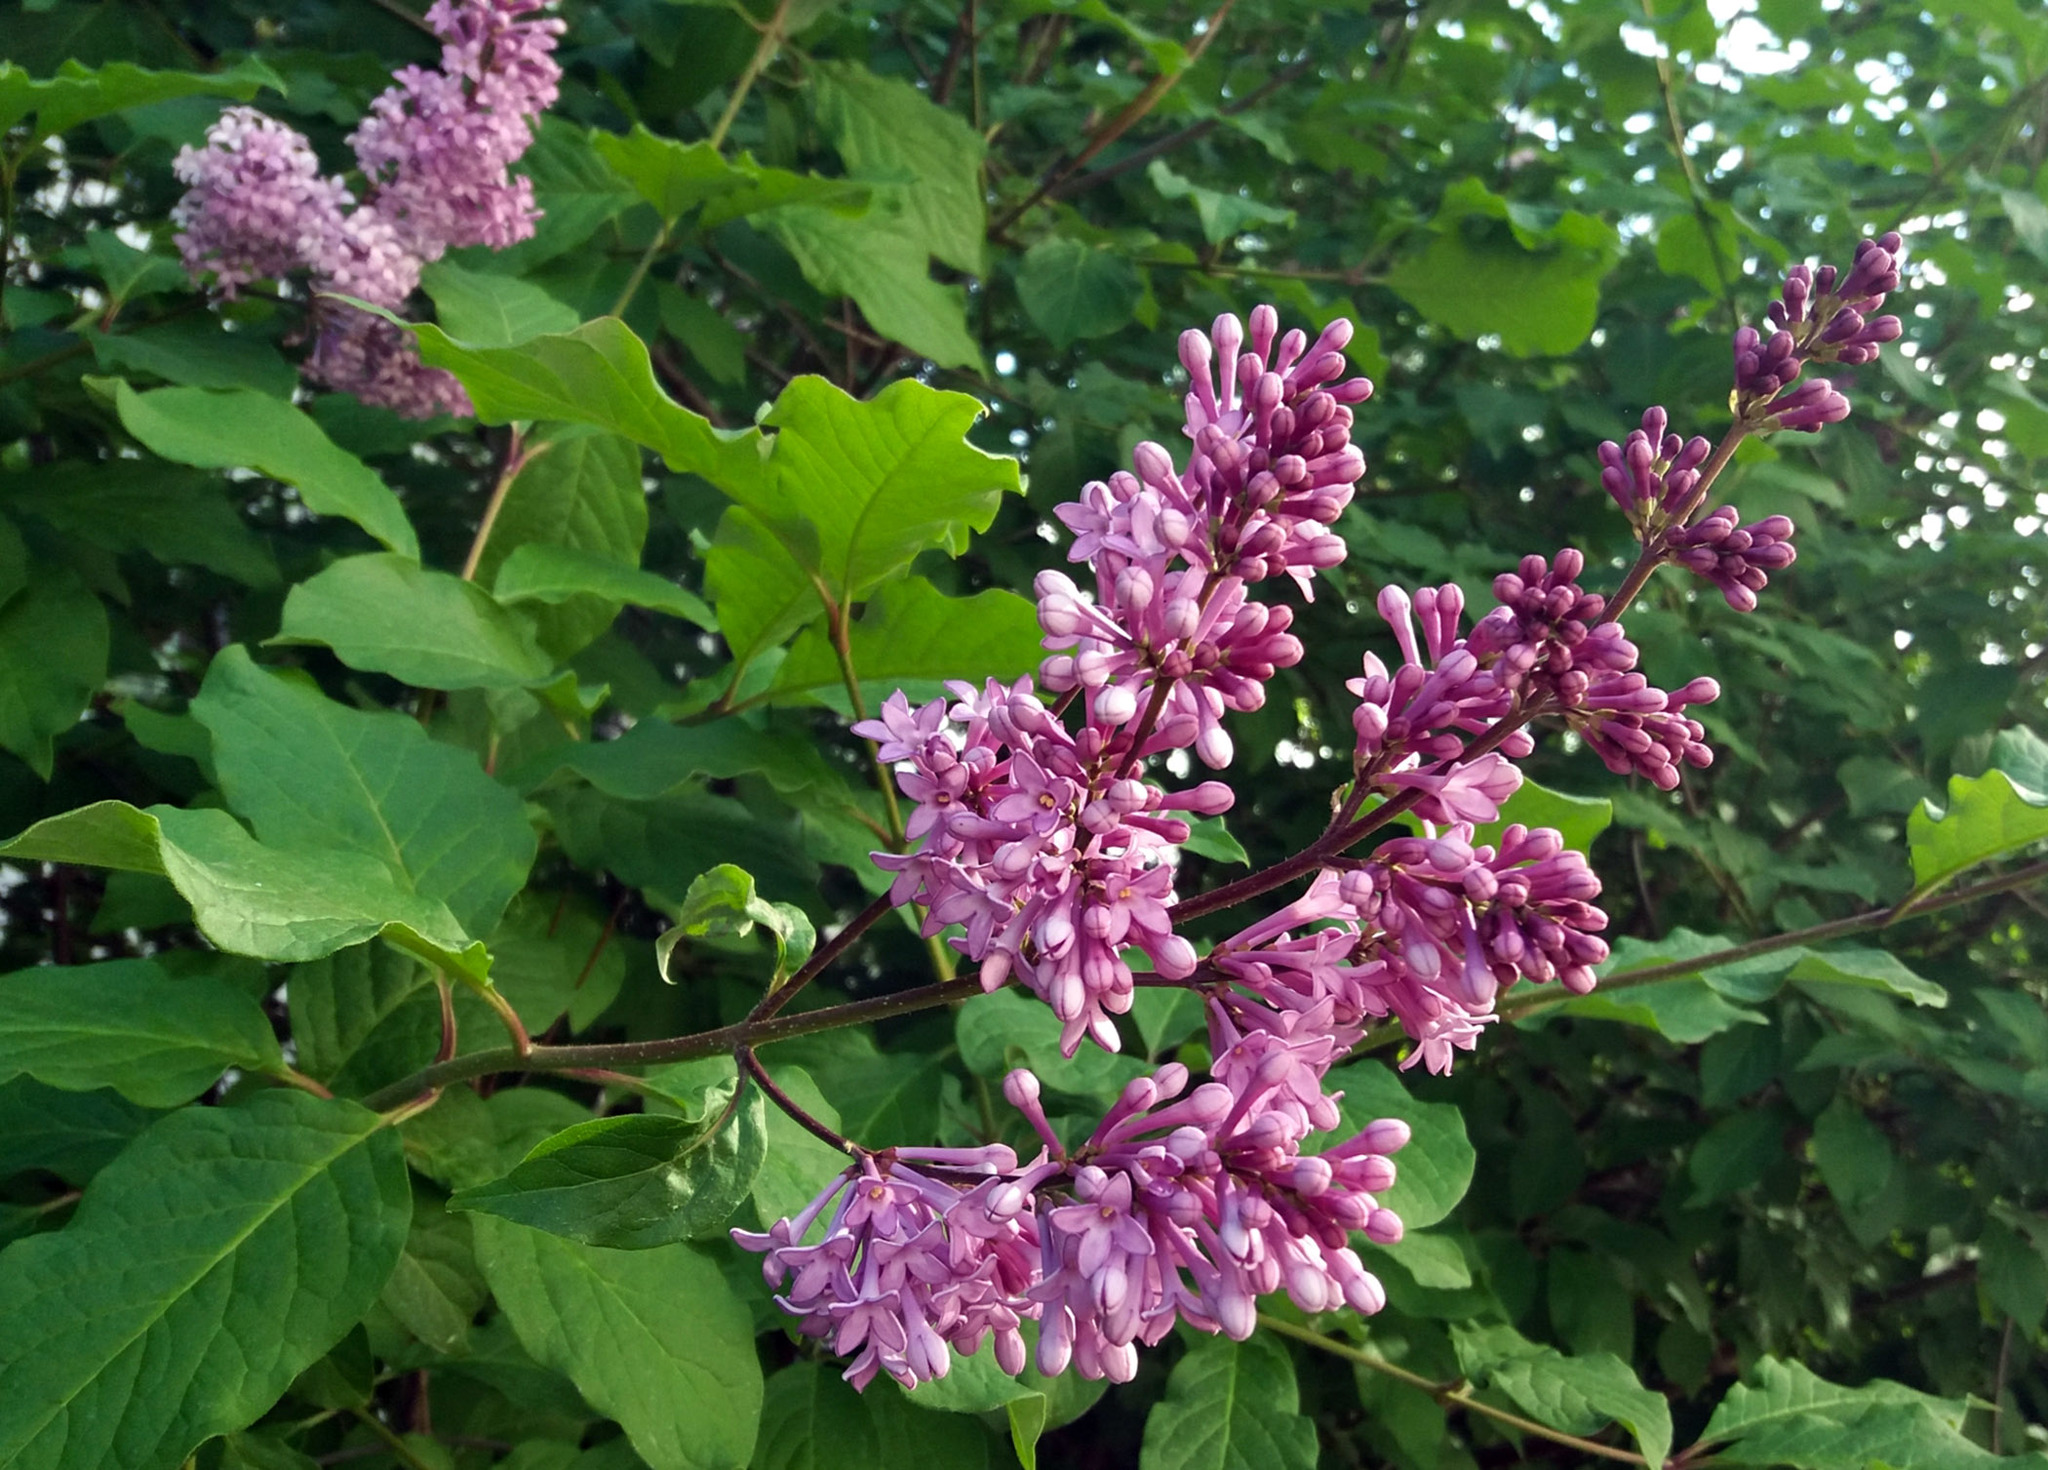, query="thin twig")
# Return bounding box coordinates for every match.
[739,1046,863,1154]
[459,428,532,582]
[991,0,1239,235]
[1259,1316,1650,1466]
[360,975,983,1111]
